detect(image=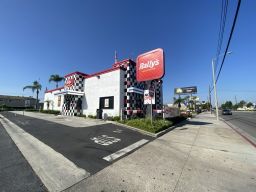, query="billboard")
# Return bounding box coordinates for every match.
[174,86,197,94]
[136,48,164,82]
